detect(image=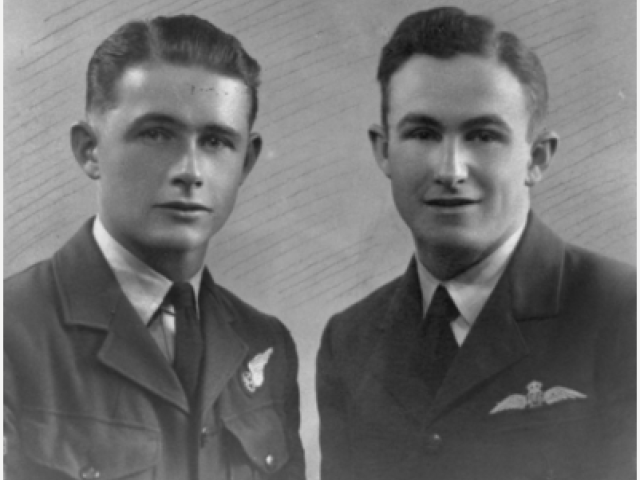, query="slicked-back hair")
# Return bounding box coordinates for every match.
[86,15,261,125]
[377,7,549,137]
